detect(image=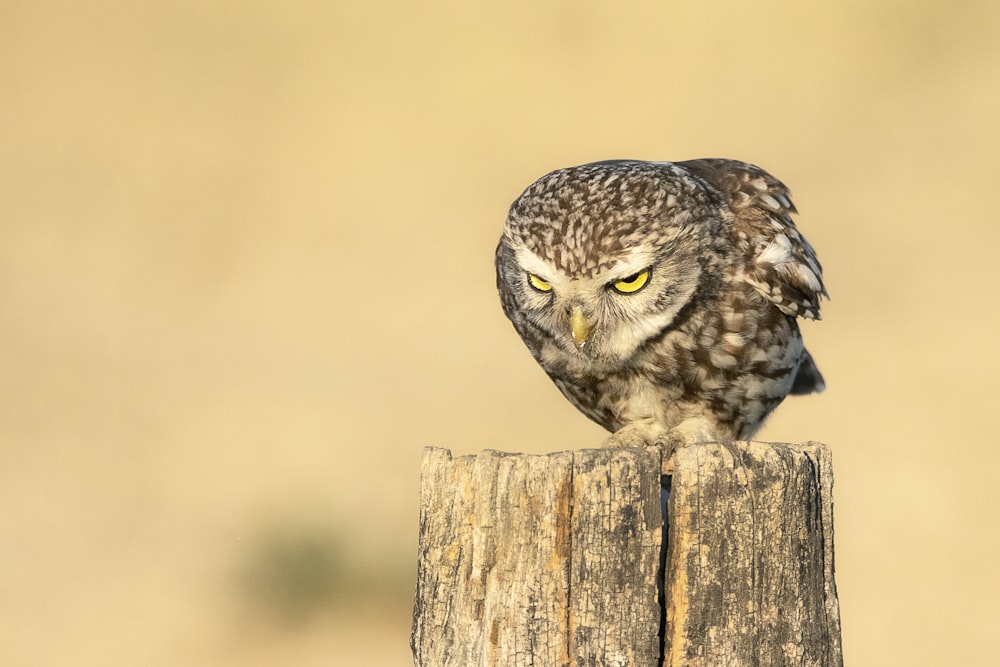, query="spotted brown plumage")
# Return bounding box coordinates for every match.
[495,159,826,448]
